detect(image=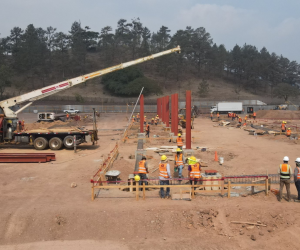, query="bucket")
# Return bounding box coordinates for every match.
[219,157,224,165]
